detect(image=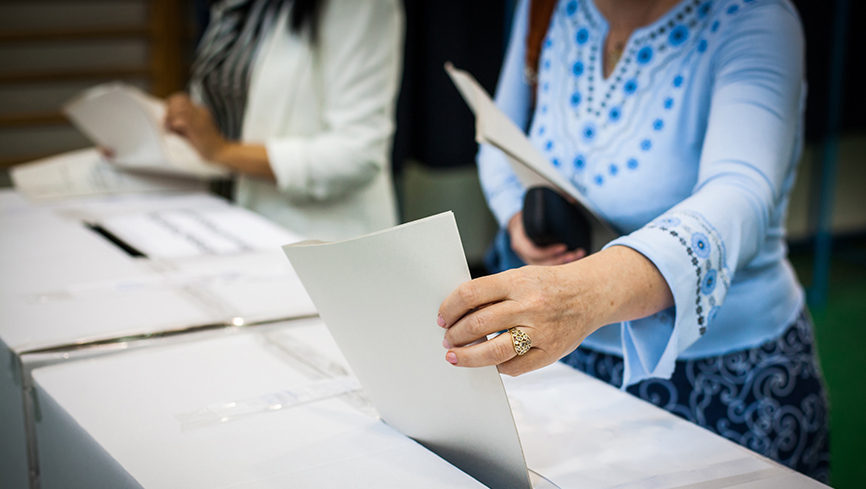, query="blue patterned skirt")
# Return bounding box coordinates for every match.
[561,309,830,483]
